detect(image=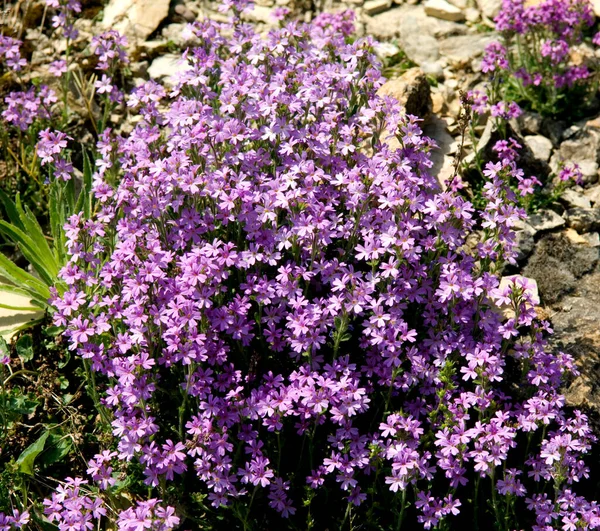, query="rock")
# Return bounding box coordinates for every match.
[522,232,598,305]
[424,0,465,21]
[540,118,566,146]
[438,33,498,67]
[565,207,600,233]
[364,0,392,15]
[584,184,600,205]
[564,227,589,245]
[465,7,480,21]
[373,41,401,59]
[558,129,600,163]
[583,232,600,246]
[515,223,536,262]
[174,3,197,22]
[476,0,502,18]
[560,189,591,209]
[518,112,543,135]
[401,34,441,64]
[423,116,459,188]
[421,61,444,79]
[243,5,274,23]
[148,54,193,85]
[365,4,465,62]
[447,0,467,8]
[524,134,553,162]
[577,160,600,185]
[377,67,432,118]
[162,23,187,46]
[527,209,565,232]
[102,0,170,43]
